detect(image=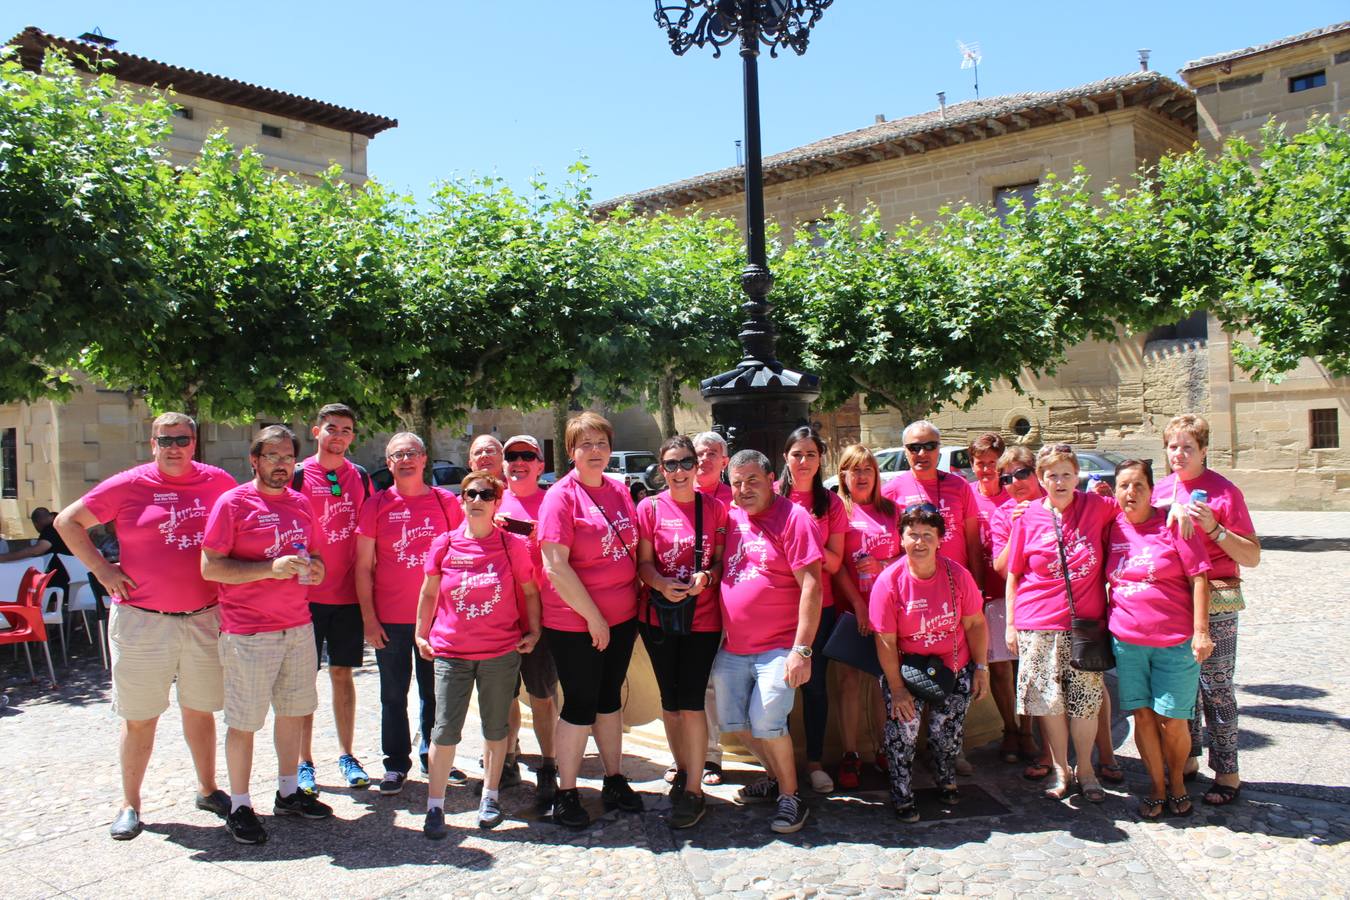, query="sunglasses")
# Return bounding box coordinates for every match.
[903,502,940,515]
[154,435,192,448]
[905,441,940,453]
[999,467,1035,487]
[325,470,342,497]
[464,488,498,502]
[661,456,697,473]
[504,450,540,463]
